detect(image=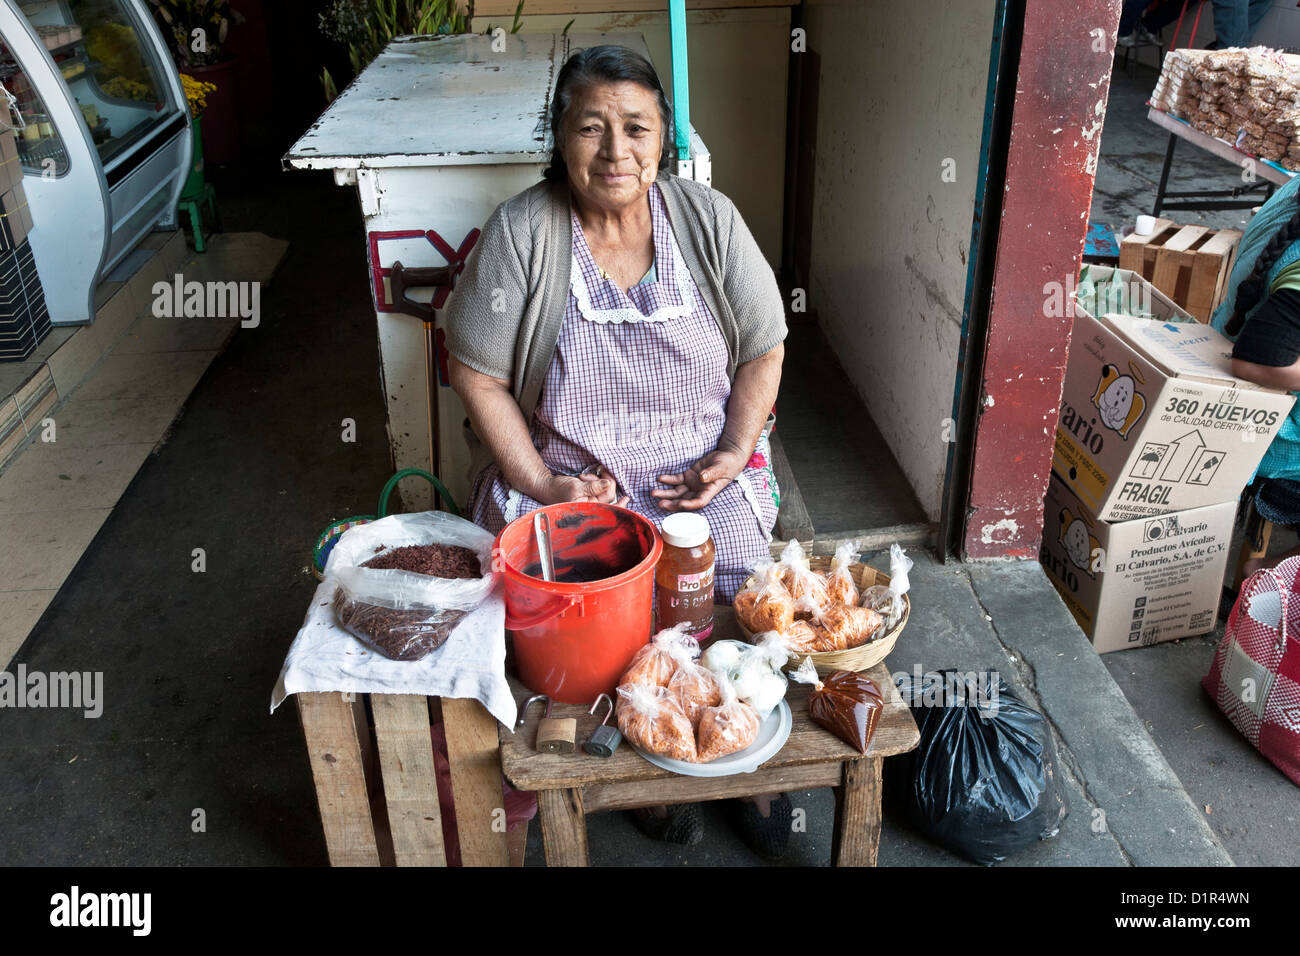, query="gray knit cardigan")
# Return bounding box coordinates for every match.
[444,170,787,483]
